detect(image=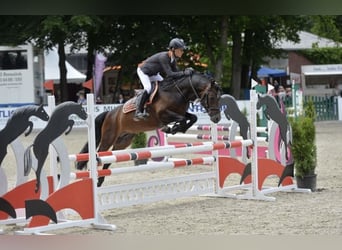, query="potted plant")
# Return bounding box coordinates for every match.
[131,132,148,165]
[289,99,317,191]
